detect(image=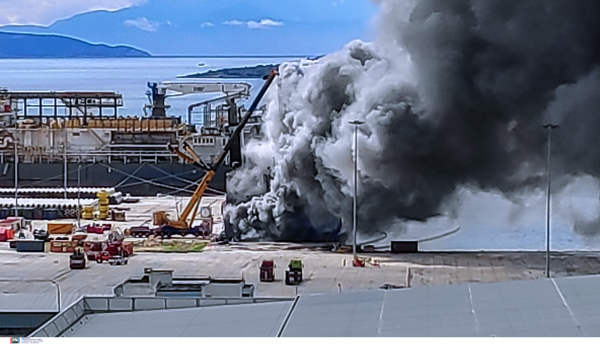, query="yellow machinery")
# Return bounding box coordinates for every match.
[82,205,94,220]
[97,190,109,220]
[152,70,278,235]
